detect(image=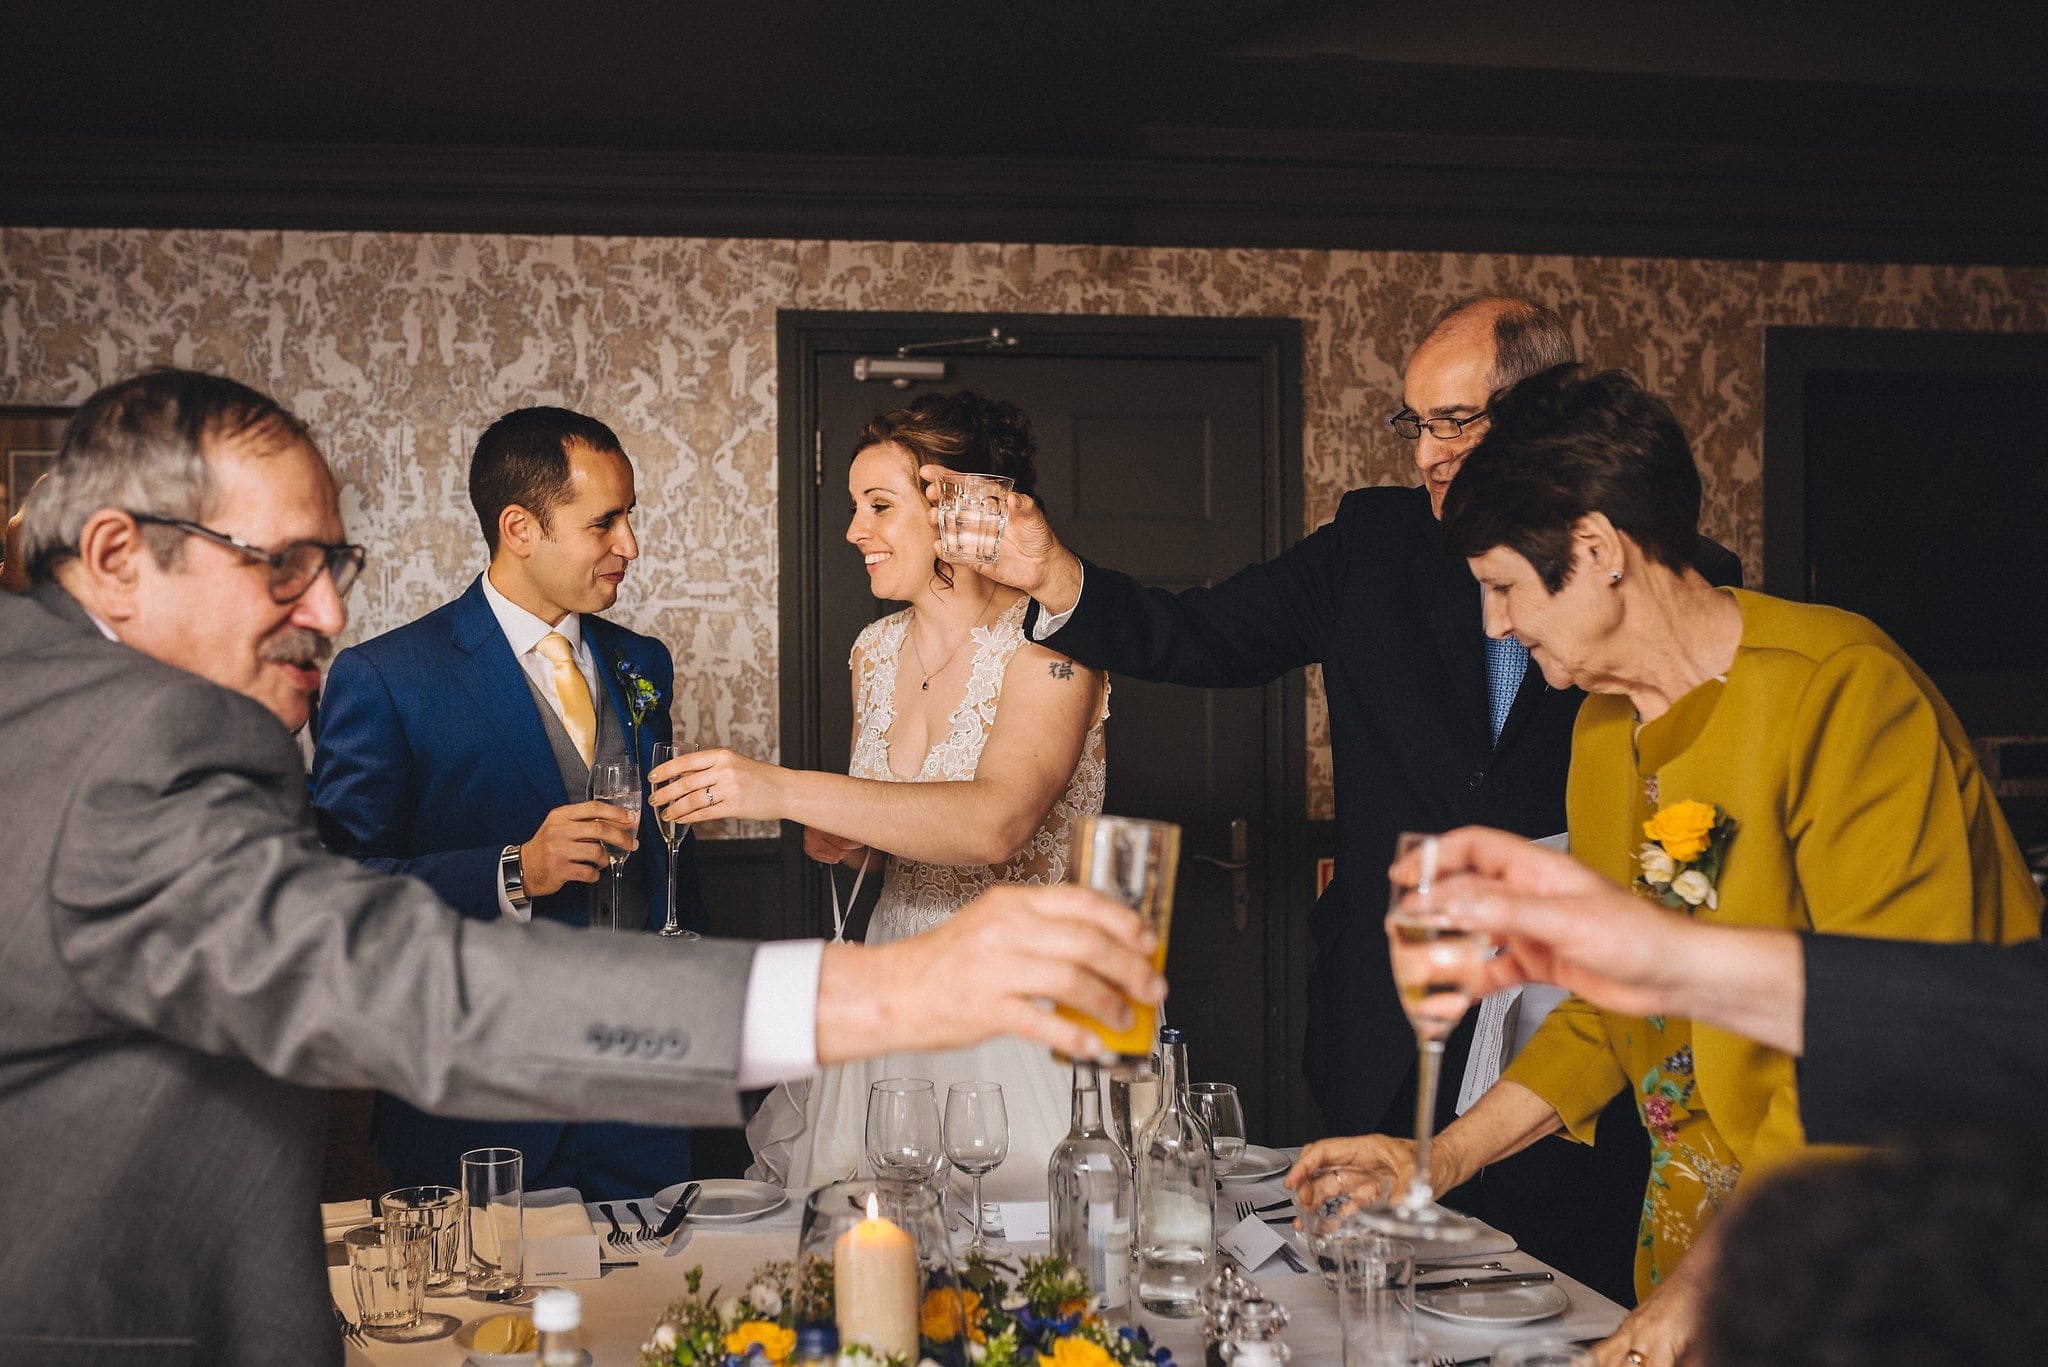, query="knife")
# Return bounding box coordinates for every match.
[1413,1270,1555,1294]
[650,1182,701,1240]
